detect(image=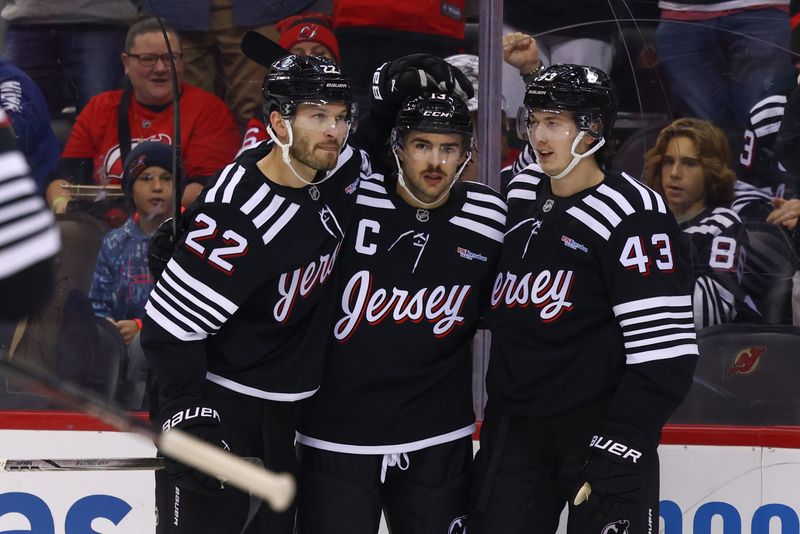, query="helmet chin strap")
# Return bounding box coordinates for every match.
[267,120,341,186]
[534,131,605,180]
[391,147,472,209]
